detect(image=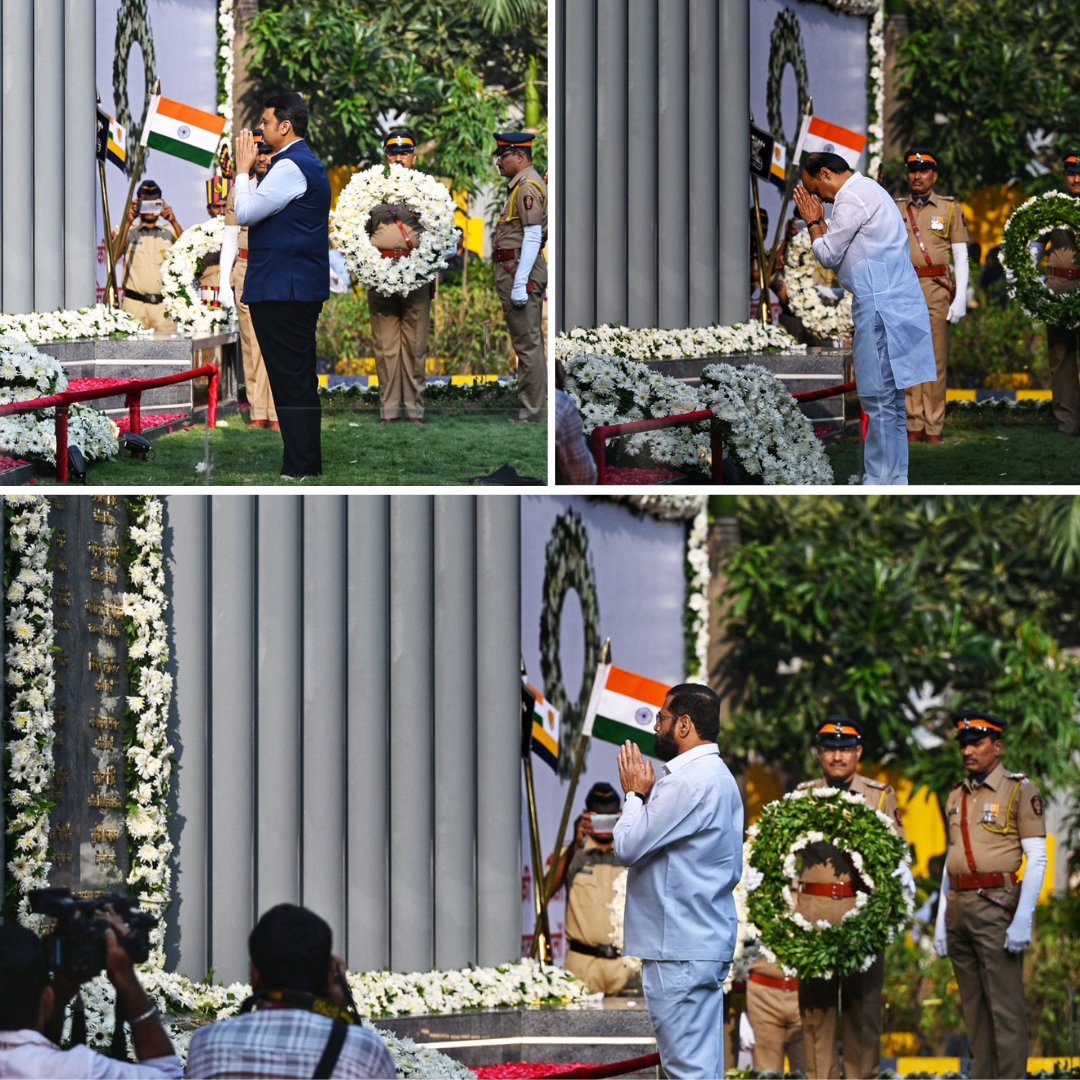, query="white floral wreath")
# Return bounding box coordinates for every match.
[161,217,233,337]
[784,227,855,340]
[330,163,456,297]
